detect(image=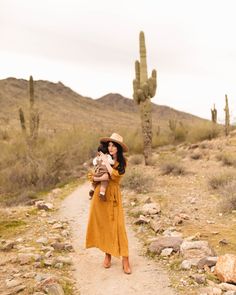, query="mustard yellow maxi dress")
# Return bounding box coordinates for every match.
[86,162,129,258]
